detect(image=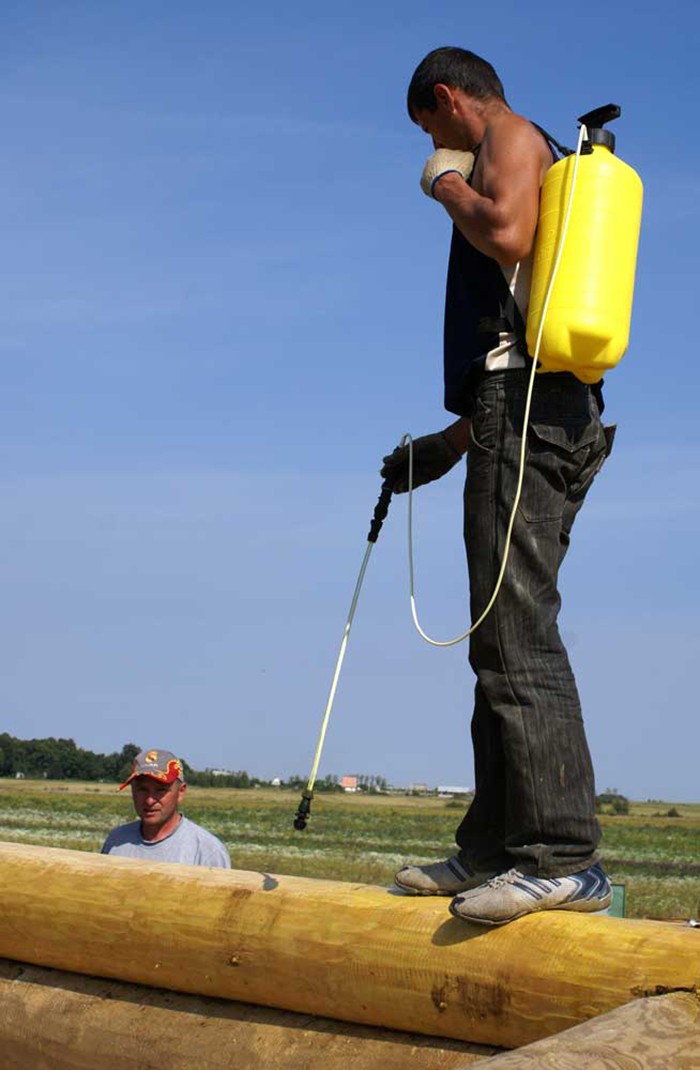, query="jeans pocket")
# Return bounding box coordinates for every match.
[528,420,601,457]
[520,420,601,523]
[469,396,497,454]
